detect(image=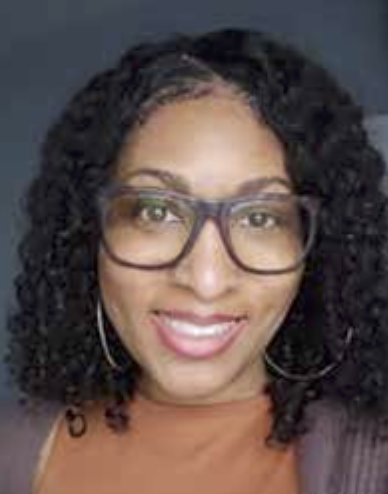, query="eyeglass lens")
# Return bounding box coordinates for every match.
[102,190,313,272]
